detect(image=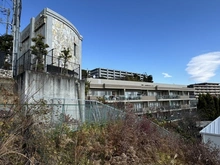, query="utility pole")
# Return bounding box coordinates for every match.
[12,0,22,77]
